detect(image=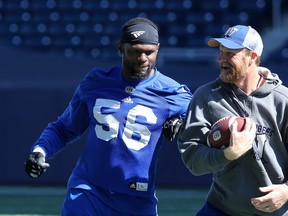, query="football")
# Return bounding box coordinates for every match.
[207,116,246,148]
